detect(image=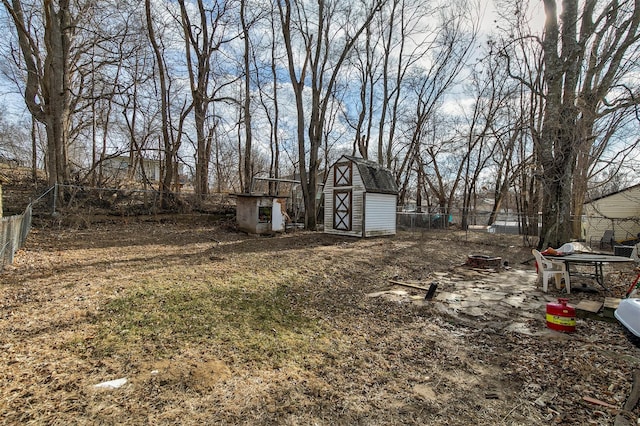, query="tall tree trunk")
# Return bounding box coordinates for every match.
[44,0,71,187]
[241,0,253,193]
[4,0,73,191]
[279,0,382,230]
[178,0,222,200]
[31,117,38,185]
[145,0,173,203]
[537,0,640,247]
[538,0,576,247]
